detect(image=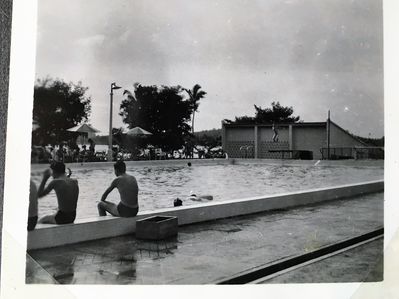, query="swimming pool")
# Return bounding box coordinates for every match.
[30,160,384,219]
